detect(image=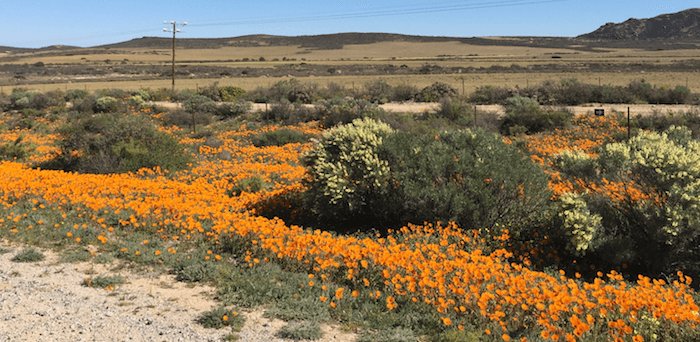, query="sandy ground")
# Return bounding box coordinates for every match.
[0,241,355,342]
[153,101,697,116]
